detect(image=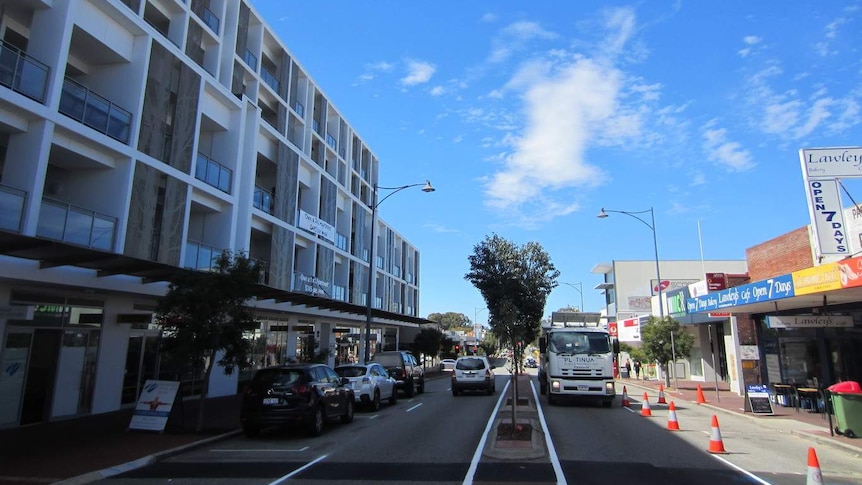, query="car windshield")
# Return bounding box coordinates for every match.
[372,354,401,367]
[548,332,610,354]
[251,368,305,387]
[335,366,367,378]
[456,358,487,370]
